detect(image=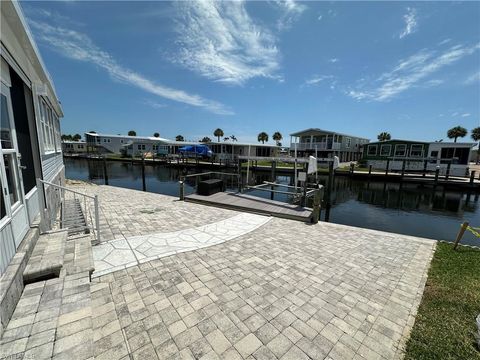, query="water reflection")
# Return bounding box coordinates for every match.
[65,158,480,246]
